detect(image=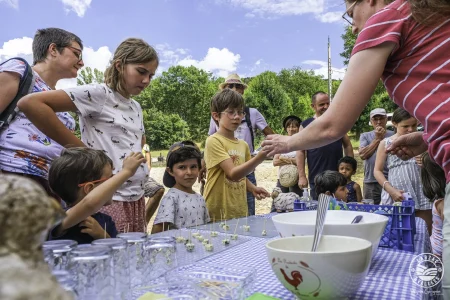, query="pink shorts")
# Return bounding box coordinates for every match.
[100,196,146,233]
